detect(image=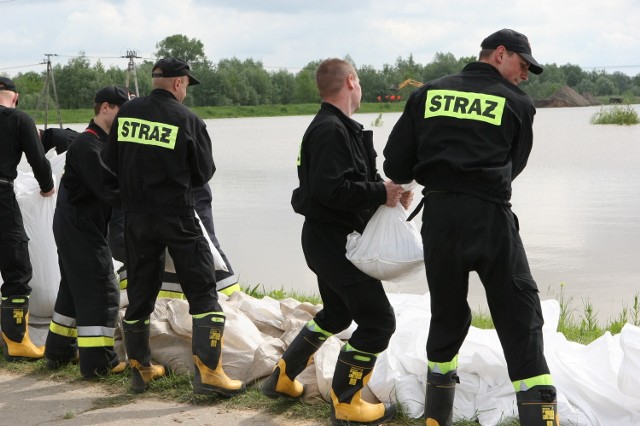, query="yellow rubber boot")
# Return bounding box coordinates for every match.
[192,313,246,397]
[123,318,170,393]
[1,296,44,361]
[110,361,128,374]
[262,320,330,399]
[330,345,396,426]
[262,358,304,398]
[129,360,169,393]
